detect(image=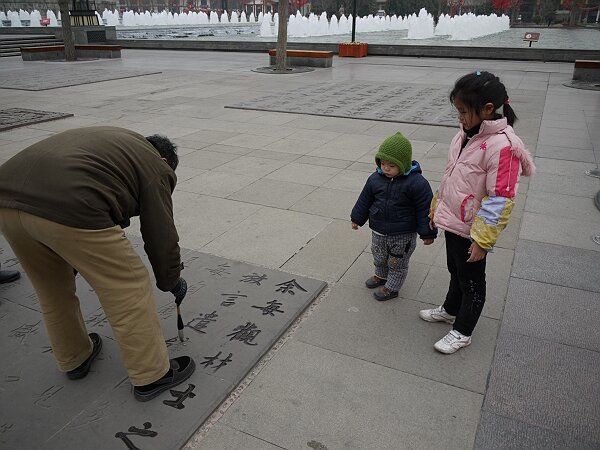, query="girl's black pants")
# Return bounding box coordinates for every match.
[442,230,487,336]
